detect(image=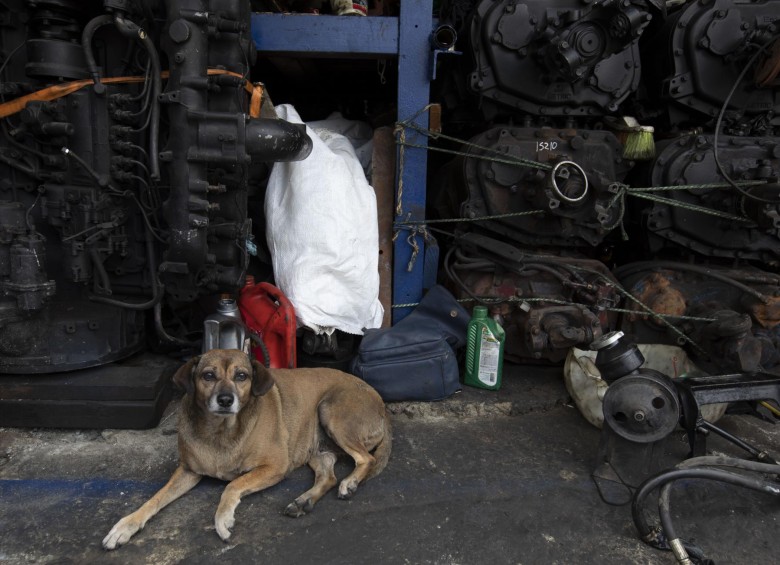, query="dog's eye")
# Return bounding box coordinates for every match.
[202,372,216,382]
[235,372,248,382]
